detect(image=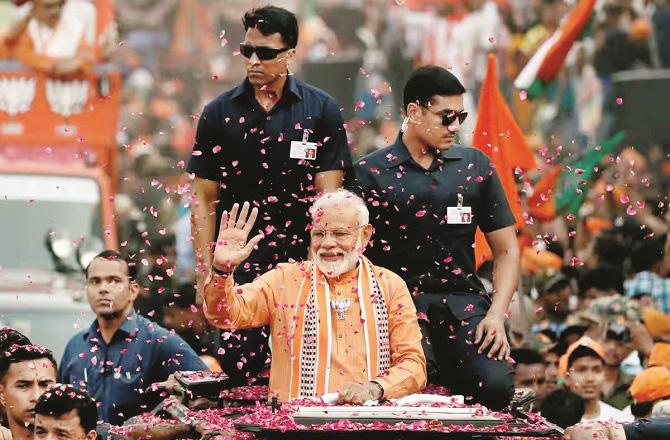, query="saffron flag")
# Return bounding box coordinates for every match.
[514,0,596,98]
[473,54,537,267]
[527,132,626,222]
